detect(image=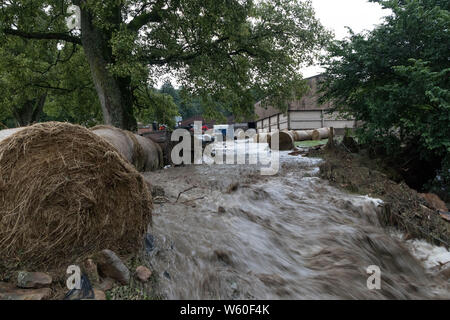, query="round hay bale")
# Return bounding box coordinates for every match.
[287,130,296,139]
[253,133,260,143]
[134,134,163,172]
[257,133,272,144]
[312,127,330,141]
[235,129,246,140]
[269,131,294,151]
[91,125,162,172]
[91,125,136,166]
[0,122,152,273]
[294,130,313,141]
